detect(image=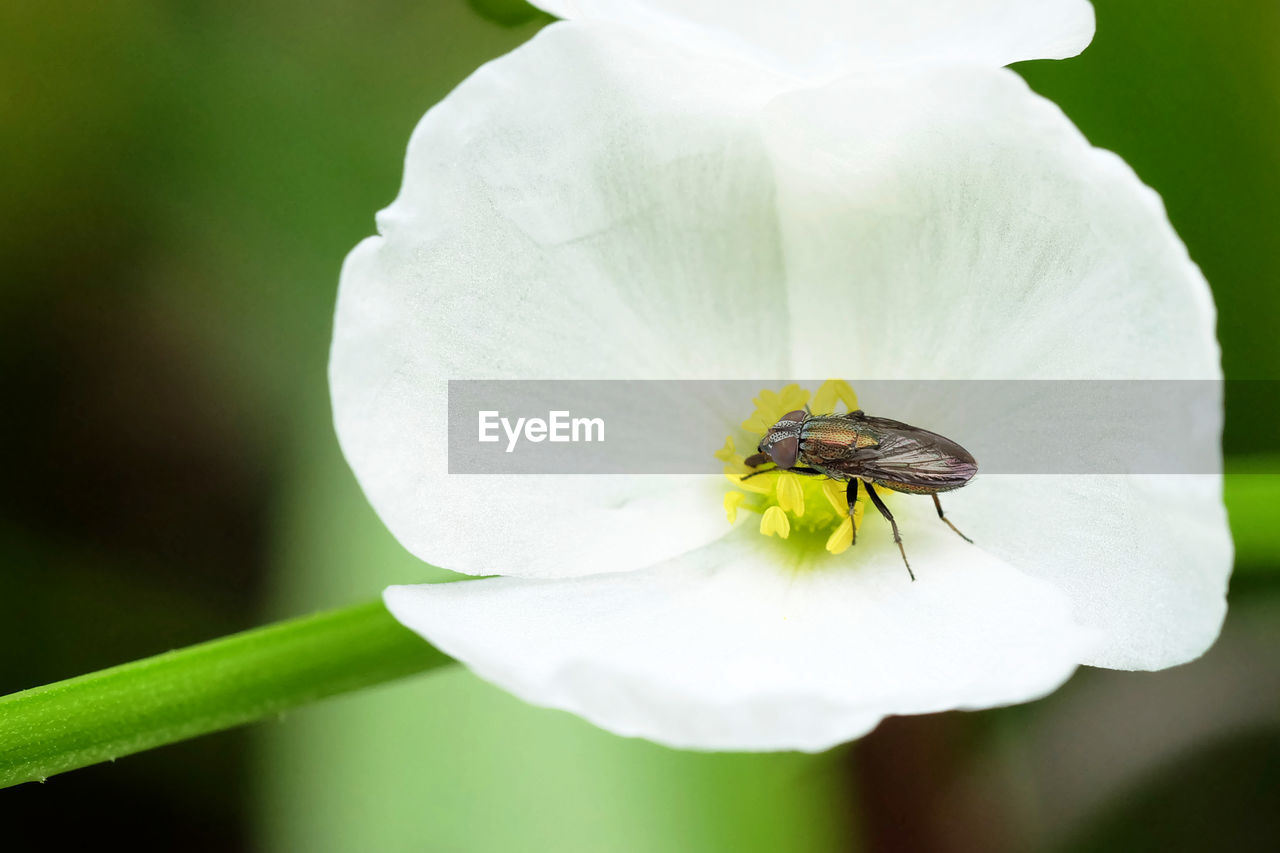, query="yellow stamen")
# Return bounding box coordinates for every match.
[775,471,805,516]
[726,470,774,495]
[813,378,859,414]
[826,516,855,555]
[822,479,849,515]
[722,381,870,560]
[724,491,745,524]
[741,384,811,433]
[760,506,791,538]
